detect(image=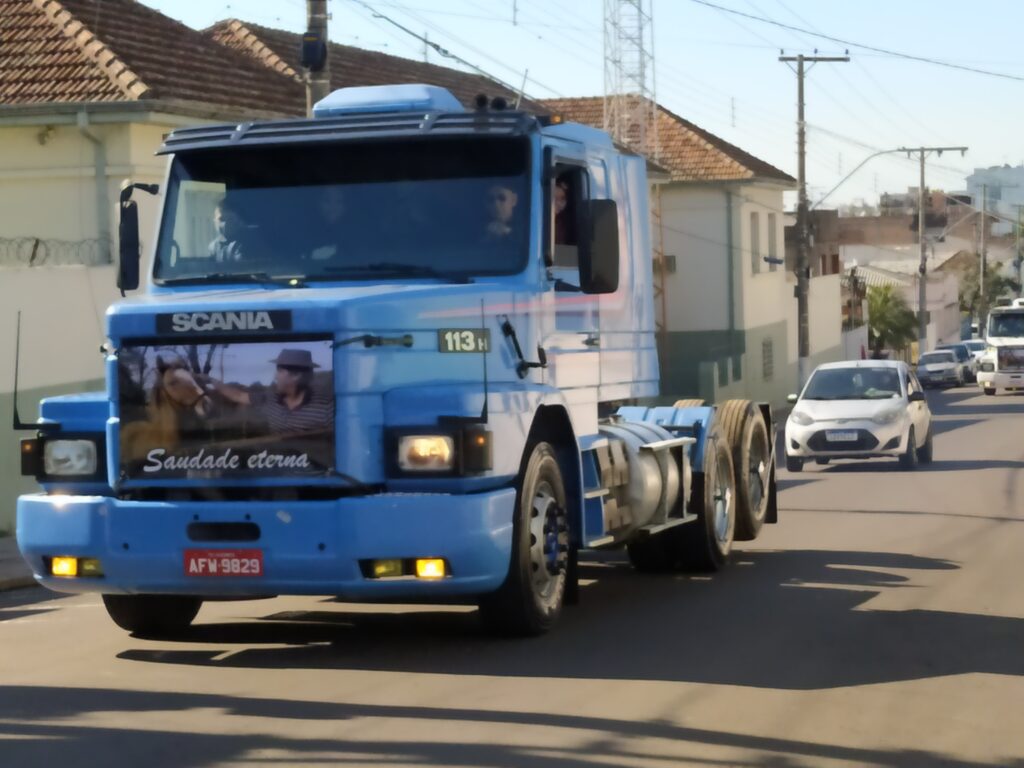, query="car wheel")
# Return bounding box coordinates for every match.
[785,454,803,472]
[898,426,919,470]
[815,458,830,465]
[984,387,996,396]
[916,427,933,464]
